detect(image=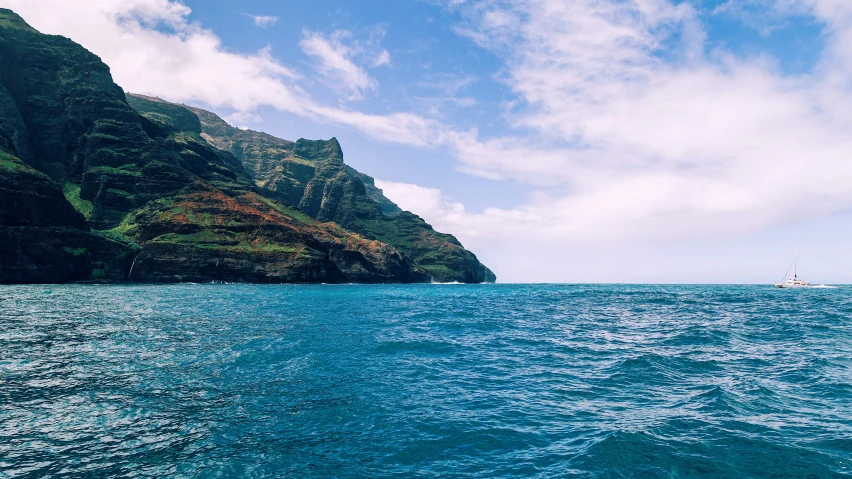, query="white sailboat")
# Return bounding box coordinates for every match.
[774,253,810,288]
